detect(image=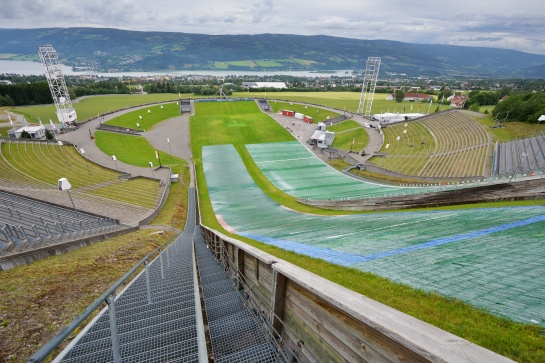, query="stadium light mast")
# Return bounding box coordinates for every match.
[38,45,77,127]
[357,57,381,117]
